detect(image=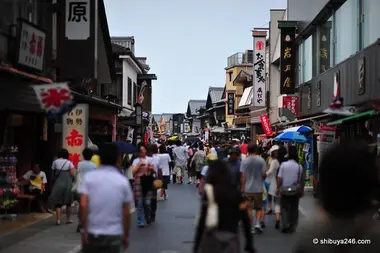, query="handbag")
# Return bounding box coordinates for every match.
[197,184,239,253]
[51,160,68,186]
[280,164,302,197]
